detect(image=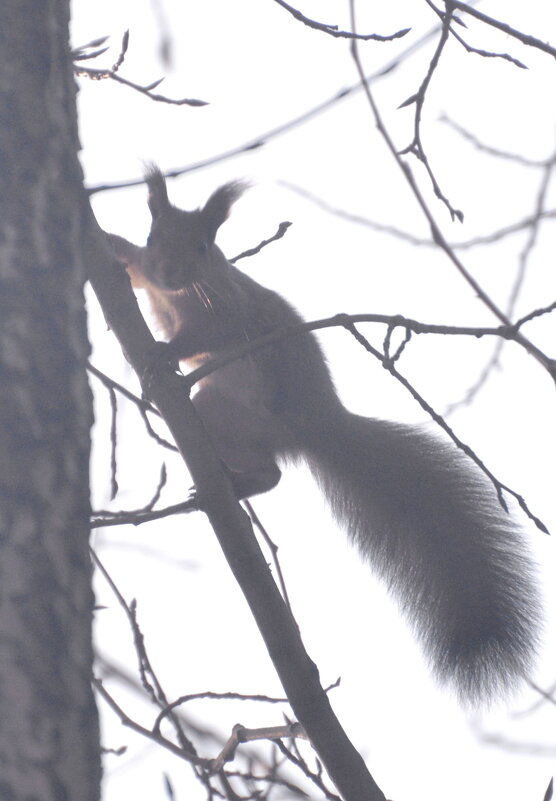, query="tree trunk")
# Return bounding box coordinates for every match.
[0,2,100,799]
